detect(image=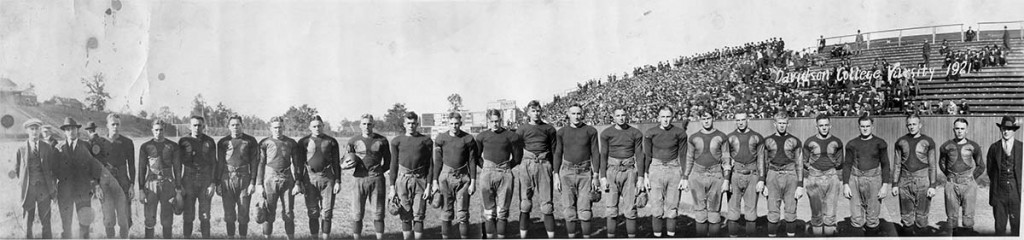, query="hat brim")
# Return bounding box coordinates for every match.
[997,123,1021,130]
[60,124,81,130]
[22,121,43,129]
